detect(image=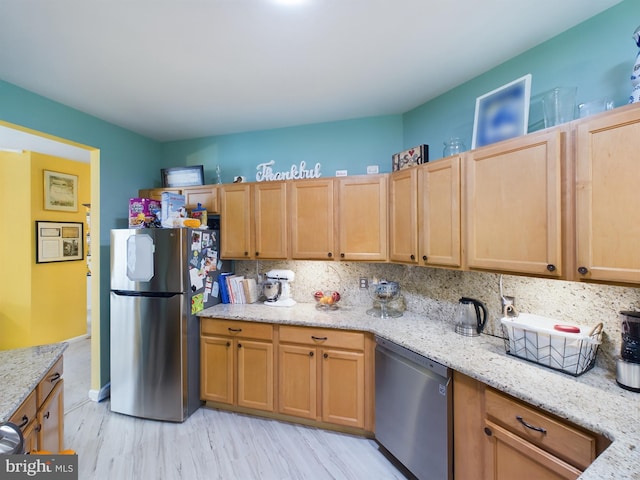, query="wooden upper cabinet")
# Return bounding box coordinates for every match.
[138,187,182,201]
[220,183,253,259]
[183,185,219,214]
[253,181,288,259]
[289,178,335,260]
[465,130,563,277]
[418,156,462,268]
[575,106,640,285]
[389,168,418,263]
[336,175,388,261]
